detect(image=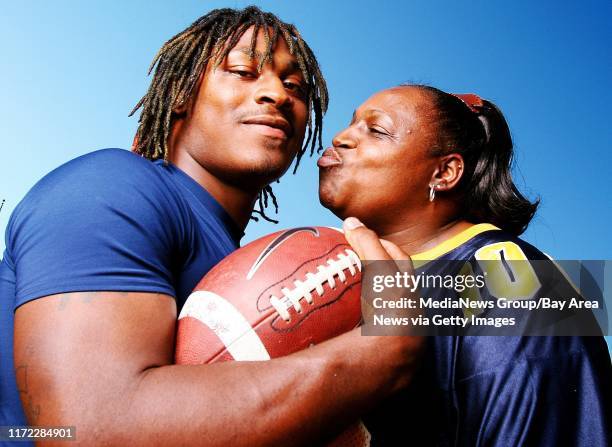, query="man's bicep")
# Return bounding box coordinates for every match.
[13,291,176,425]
